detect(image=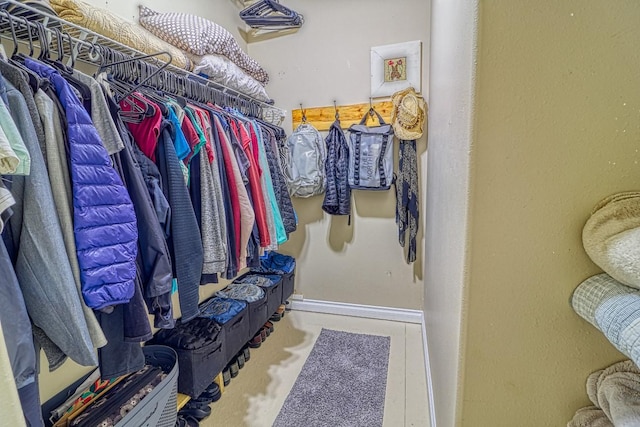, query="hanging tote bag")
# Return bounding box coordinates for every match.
[282,123,326,197]
[347,109,394,190]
